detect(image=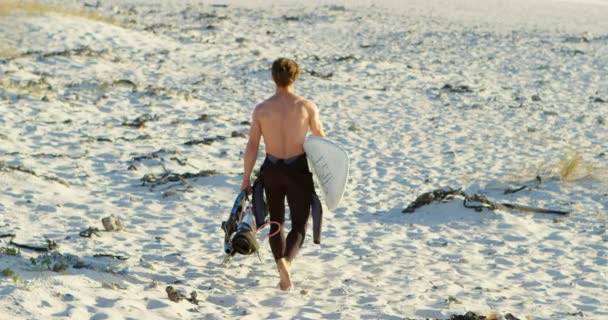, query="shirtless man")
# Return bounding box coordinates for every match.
[240,57,326,291]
